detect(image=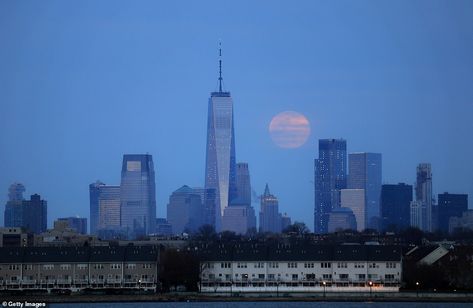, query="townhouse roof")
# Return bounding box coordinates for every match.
[197,243,402,262]
[0,245,159,263]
